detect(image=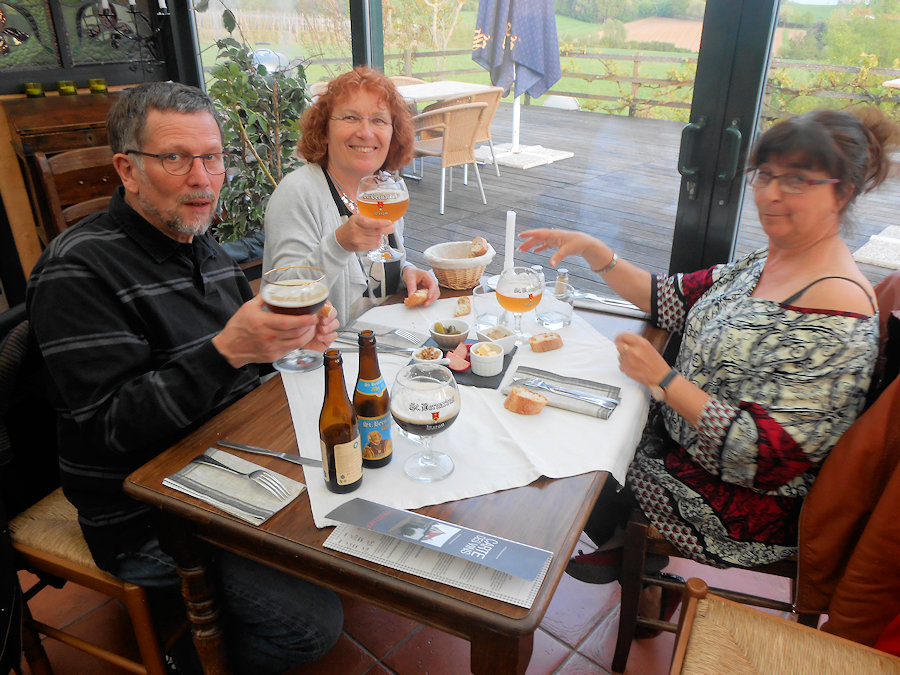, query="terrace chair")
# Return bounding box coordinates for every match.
[411,102,488,215]
[388,75,425,86]
[0,307,182,674]
[33,145,118,243]
[422,86,503,177]
[669,578,900,674]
